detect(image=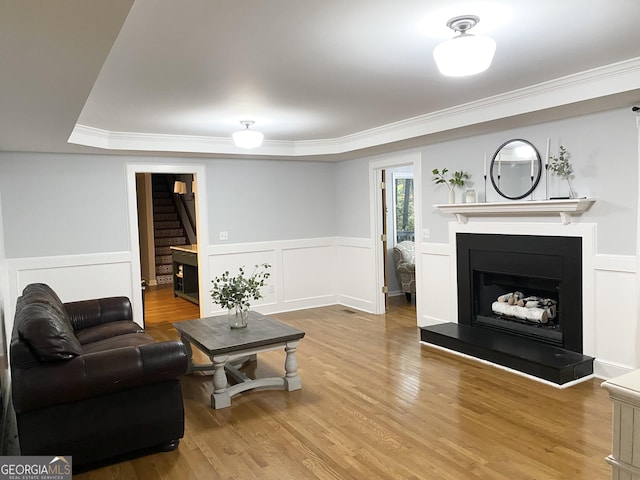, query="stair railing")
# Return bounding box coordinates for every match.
[174,190,197,245]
